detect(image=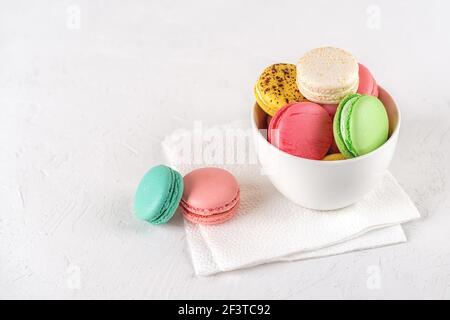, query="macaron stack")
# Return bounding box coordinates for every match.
[254,47,389,161]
